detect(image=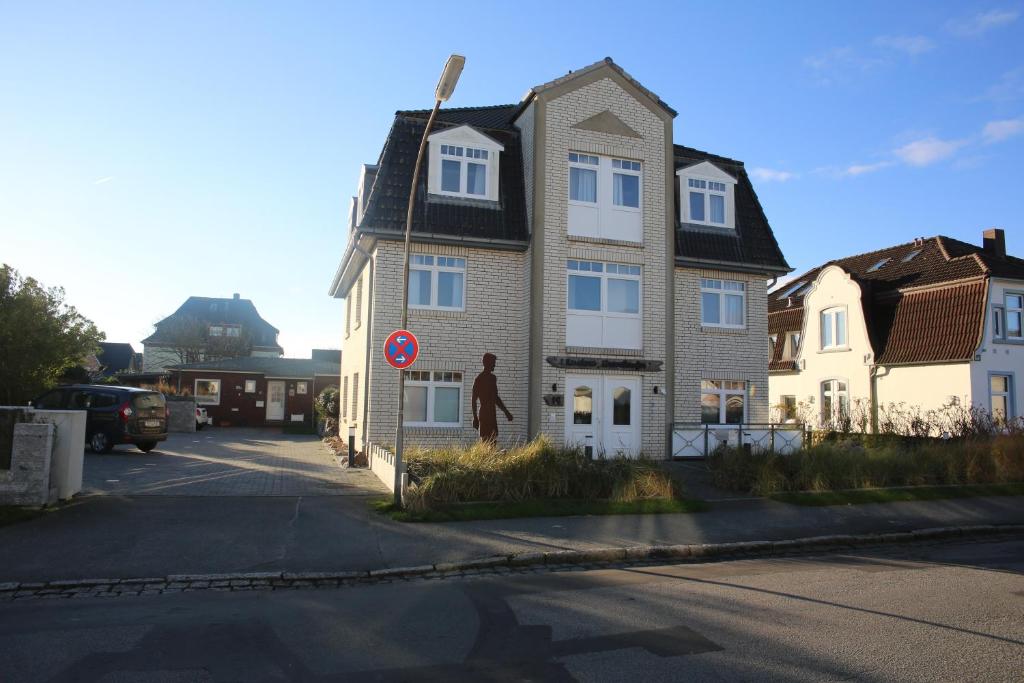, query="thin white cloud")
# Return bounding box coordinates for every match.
[893,137,966,166]
[93,176,114,185]
[750,167,796,182]
[803,47,886,85]
[982,116,1024,142]
[977,66,1024,102]
[874,35,935,55]
[843,161,896,176]
[946,8,1019,37]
